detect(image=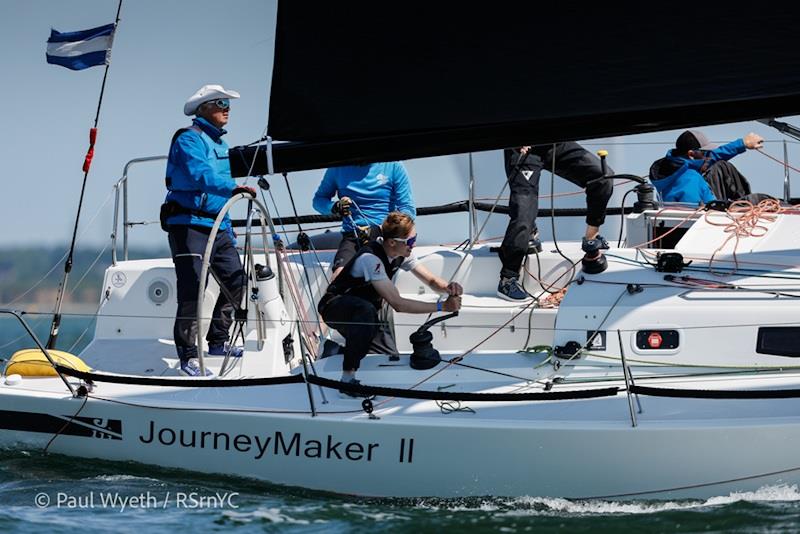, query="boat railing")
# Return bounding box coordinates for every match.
[111,155,167,265]
[109,140,797,265]
[0,309,76,395]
